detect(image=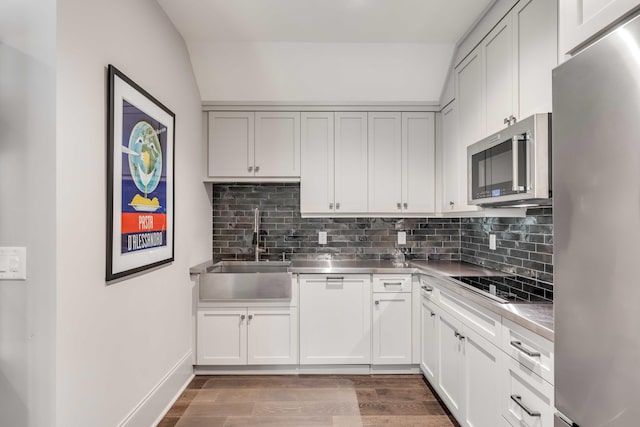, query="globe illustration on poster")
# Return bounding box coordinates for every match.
[127,121,163,212]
